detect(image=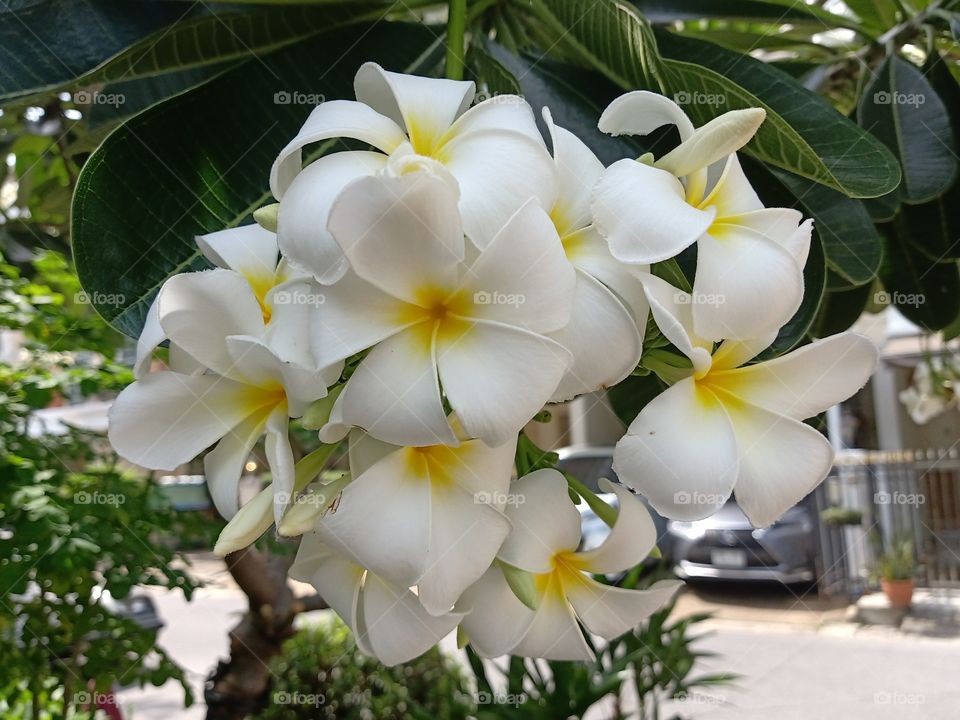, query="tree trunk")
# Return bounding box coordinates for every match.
[204,545,325,720]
